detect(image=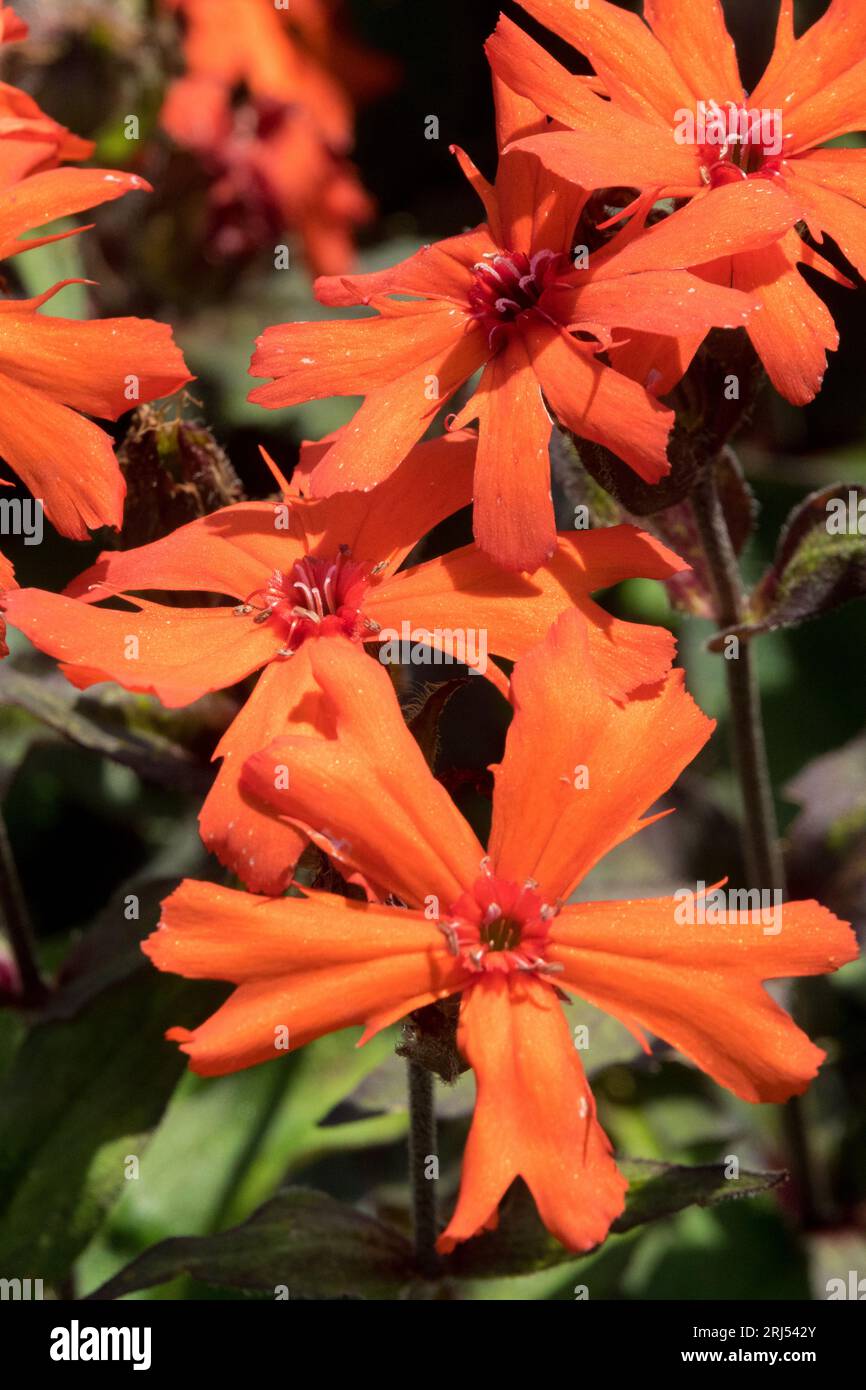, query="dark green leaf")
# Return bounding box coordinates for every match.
[448,1161,785,1279]
[88,1188,415,1300]
[0,663,217,794]
[0,888,223,1283]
